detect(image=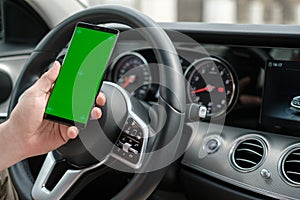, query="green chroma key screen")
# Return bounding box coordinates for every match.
[44,22,118,127]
